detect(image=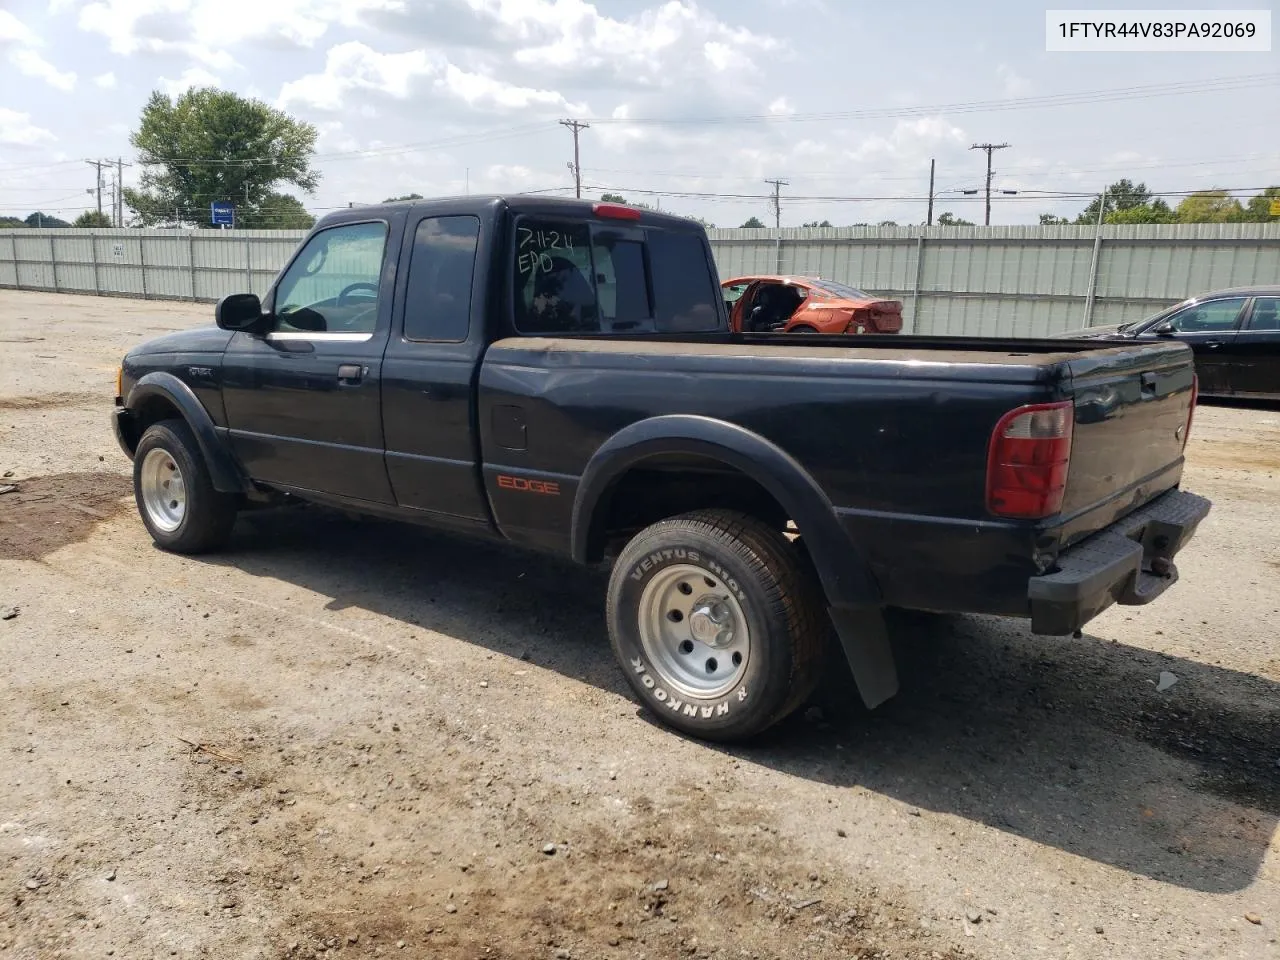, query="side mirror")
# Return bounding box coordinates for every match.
[1152,321,1176,336]
[215,293,265,333]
